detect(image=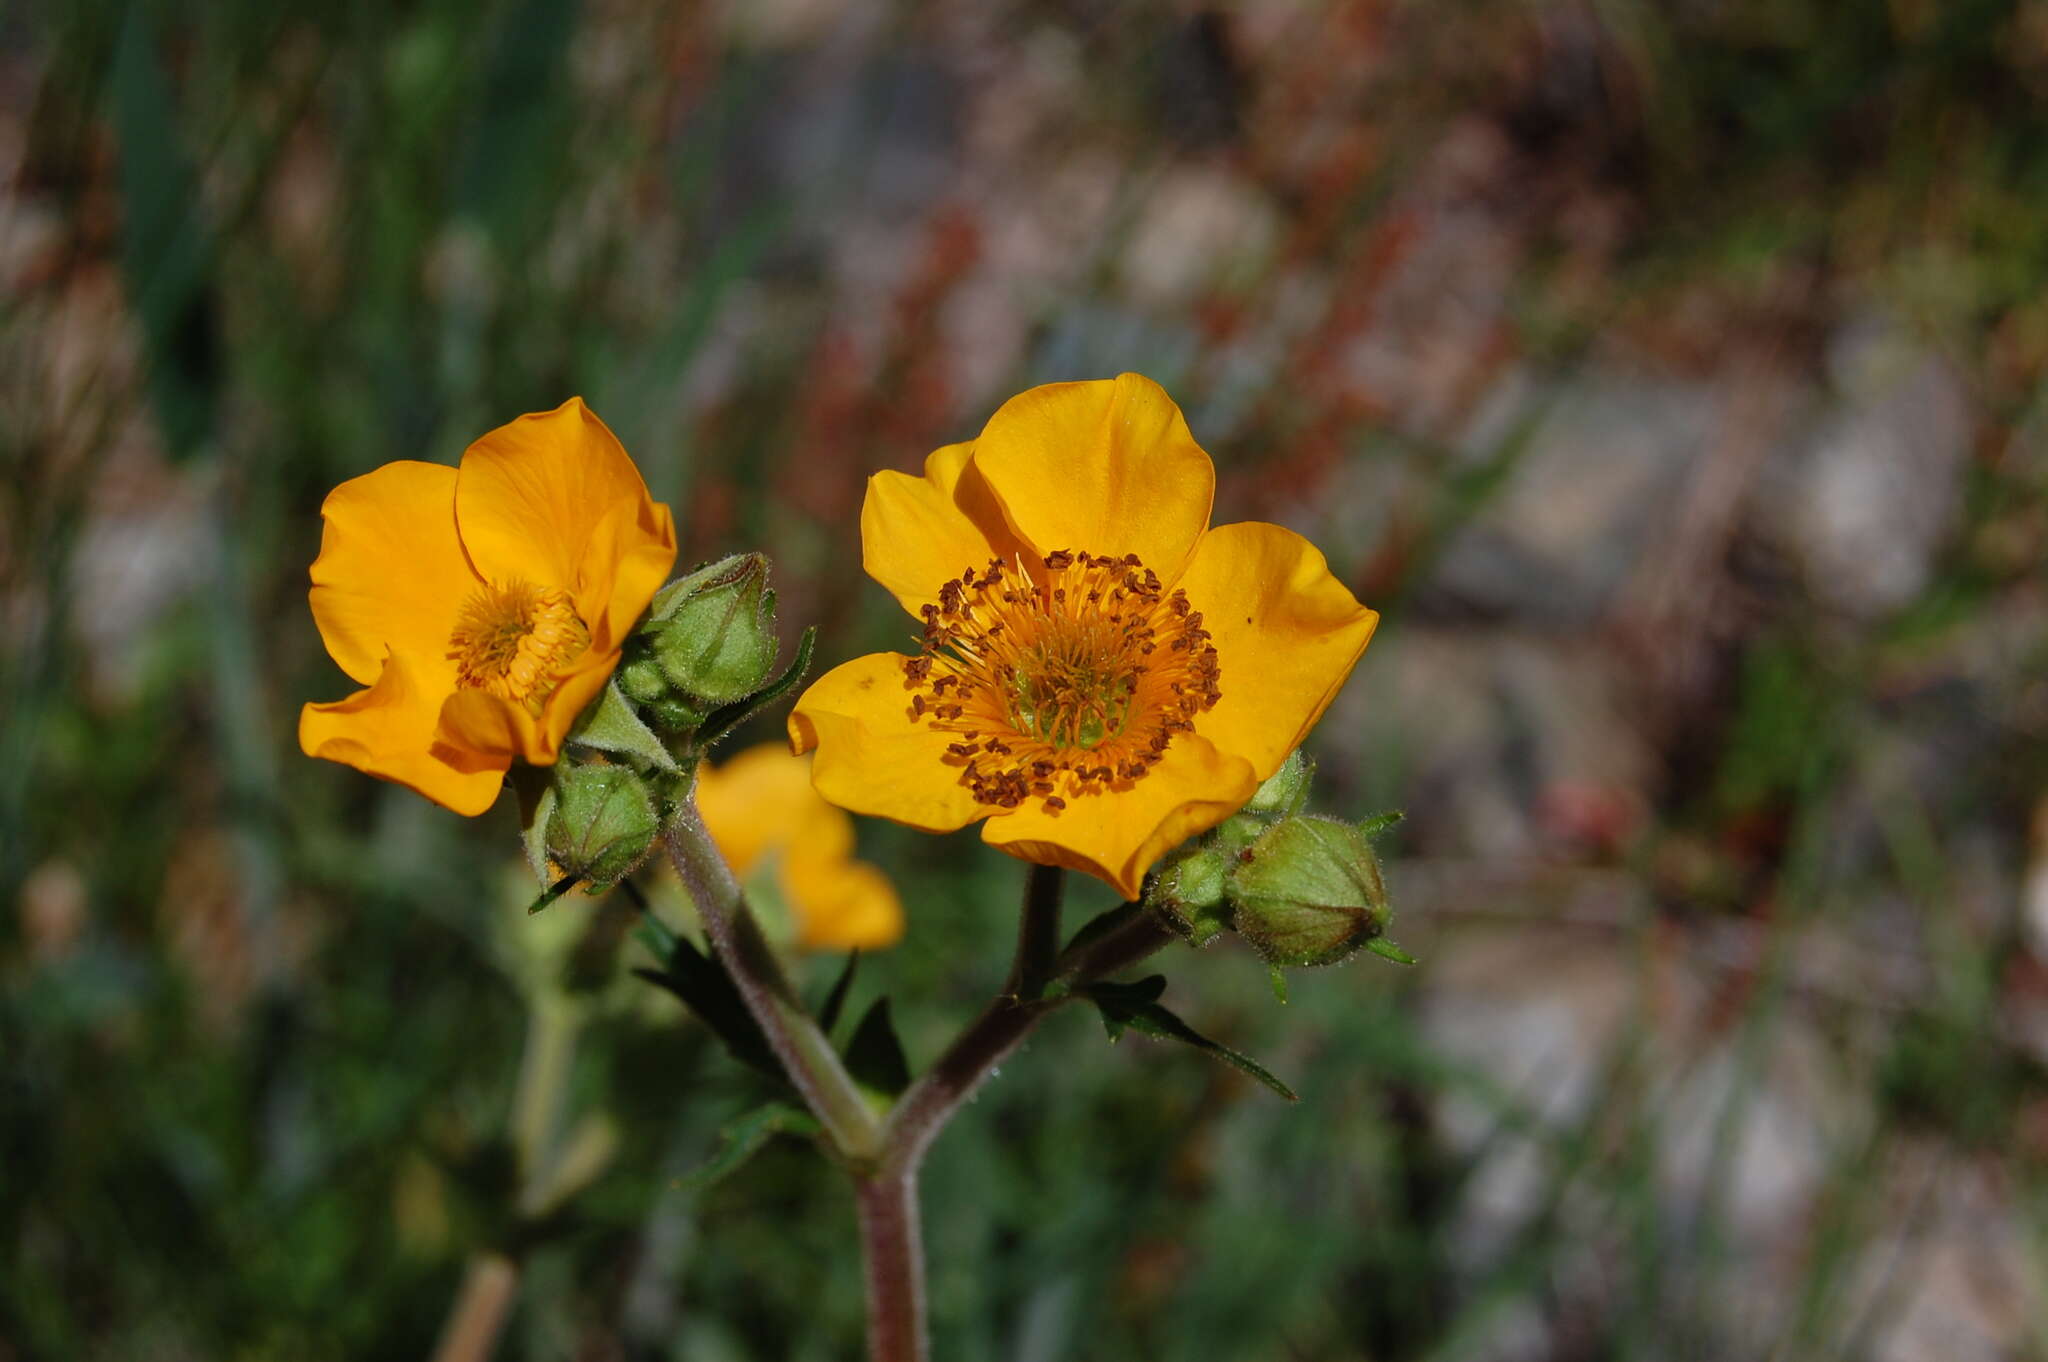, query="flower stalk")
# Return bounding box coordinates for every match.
[662,800,883,1165]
